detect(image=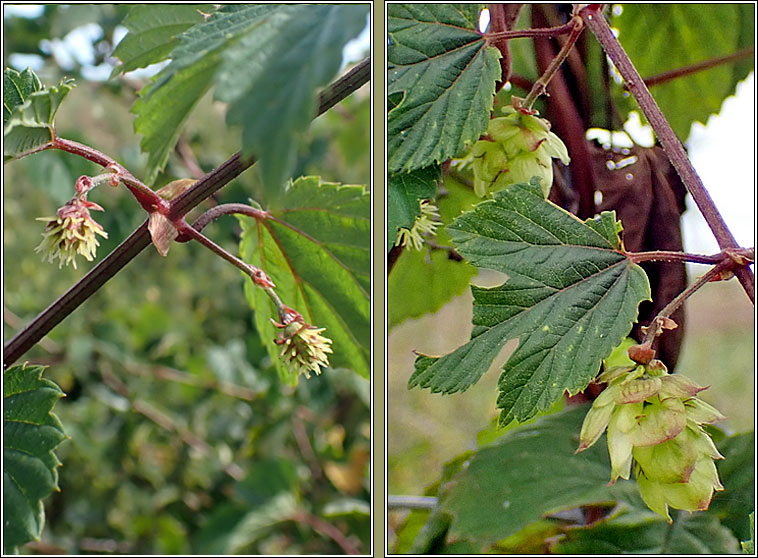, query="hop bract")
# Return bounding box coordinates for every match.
[576,341,726,522]
[457,106,570,198]
[35,197,108,269]
[275,320,333,379]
